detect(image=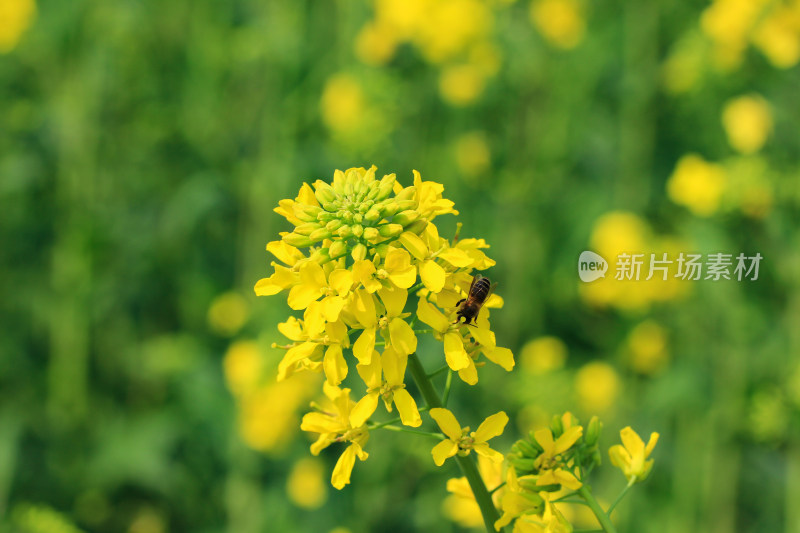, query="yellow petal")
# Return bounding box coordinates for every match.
[645,432,660,457]
[303,301,326,338]
[438,247,474,267]
[608,444,631,471]
[416,299,450,333]
[325,320,349,346]
[353,260,382,293]
[380,347,406,386]
[301,412,345,435]
[444,332,470,371]
[398,231,428,260]
[254,277,284,296]
[420,260,446,293]
[388,318,417,356]
[432,439,459,467]
[352,289,378,327]
[472,442,504,463]
[288,283,322,310]
[323,345,348,386]
[473,411,508,443]
[349,392,380,428]
[534,429,555,454]
[277,341,319,381]
[470,325,496,348]
[620,426,645,456]
[378,285,408,318]
[482,346,515,371]
[388,265,417,289]
[297,182,320,207]
[457,360,479,385]
[277,316,305,341]
[329,269,354,295]
[356,350,382,389]
[392,389,422,427]
[266,240,305,266]
[429,408,463,440]
[331,445,357,489]
[353,327,376,365]
[384,247,411,272]
[321,295,346,322]
[553,426,583,455]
